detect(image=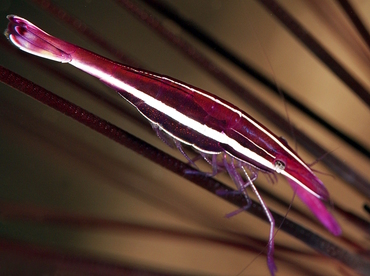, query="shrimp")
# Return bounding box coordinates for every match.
[5,15,341,275]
